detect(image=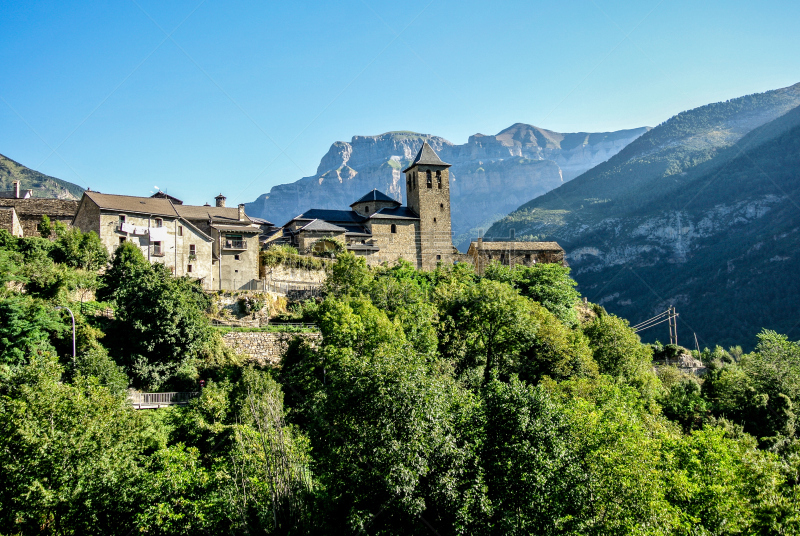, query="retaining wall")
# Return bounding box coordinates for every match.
[221,331,321,365]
